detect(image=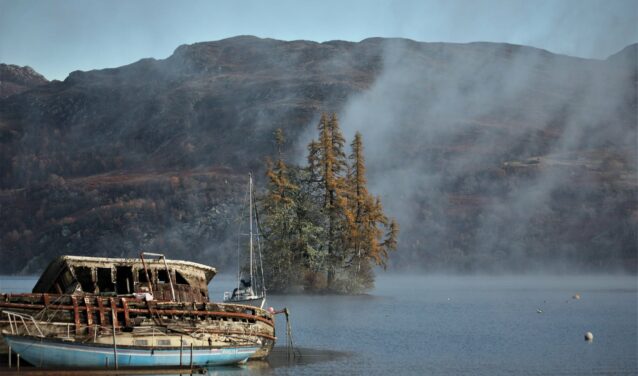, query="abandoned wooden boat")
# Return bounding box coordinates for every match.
[0,254,276,363]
